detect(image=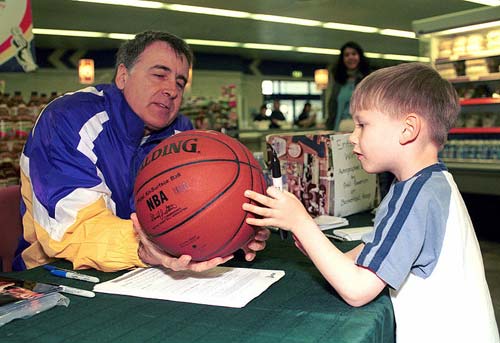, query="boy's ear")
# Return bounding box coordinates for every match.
[399,113,420,145]
[115,64,128,90]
